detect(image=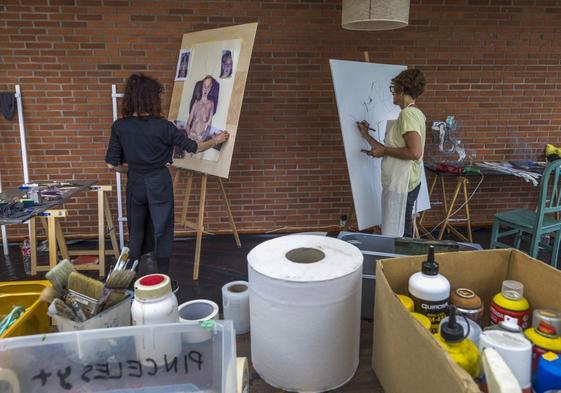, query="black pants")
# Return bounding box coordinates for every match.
[126,167,174,274]
[404,183,421,238]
